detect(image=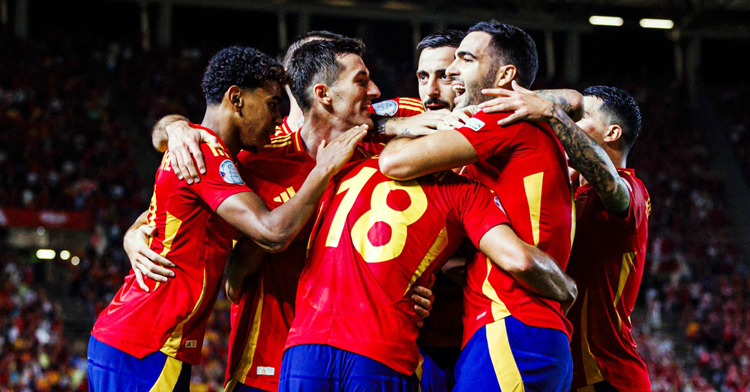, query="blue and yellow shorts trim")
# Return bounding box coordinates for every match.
[454,316,572,392]
[87,335,192,392]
